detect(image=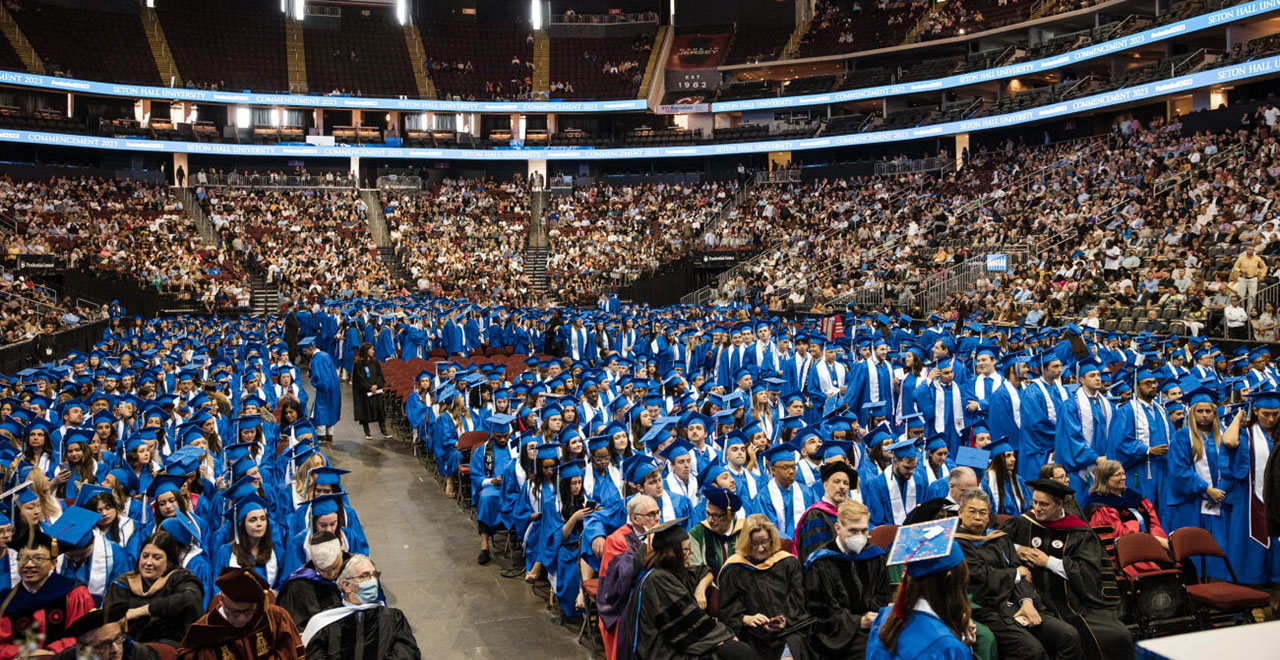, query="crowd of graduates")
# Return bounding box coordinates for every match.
[367,293,1280,660]
[0,312,421,659]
